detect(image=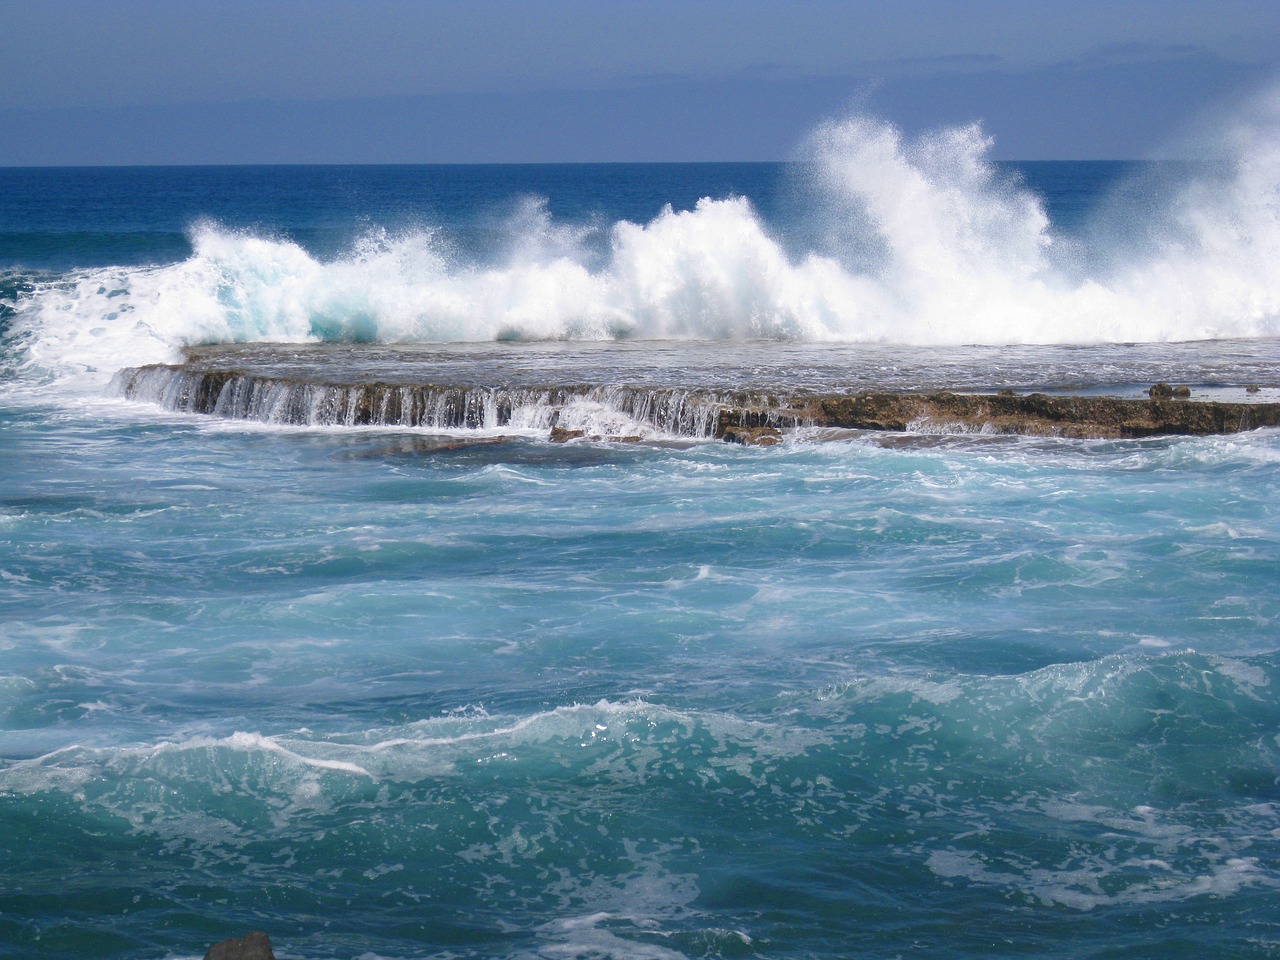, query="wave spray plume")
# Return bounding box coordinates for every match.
[7,95,1280,385]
